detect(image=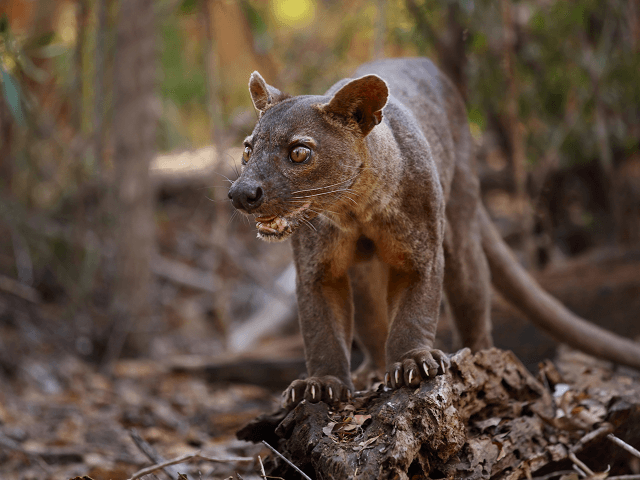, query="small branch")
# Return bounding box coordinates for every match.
[261,441,312,480]
[570,424,613,453]
[0,432,51,474]
[258,455,267,478]
[568,452,594,478]
[530,470,577,480]
[128,451,253,480]
[572,463,589,478]
[607,433,640,459]
[152,255,221,294]
[130,428,182,479]
[0,274,41,303]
